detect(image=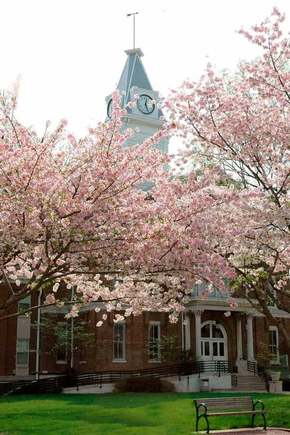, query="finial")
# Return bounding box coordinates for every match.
[126,12,139,49]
